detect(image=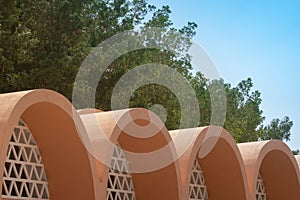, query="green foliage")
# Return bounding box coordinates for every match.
[188,74,294,143]
[223,79,293,143]
[260,116,293,142]
[292,149,300,155]
[0,0,294,144]
[224,78,265,142]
